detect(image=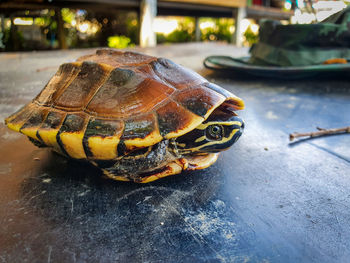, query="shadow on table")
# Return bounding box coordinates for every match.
[13,152,242,262]
[203,70,350,94]
[19,151,224,224]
